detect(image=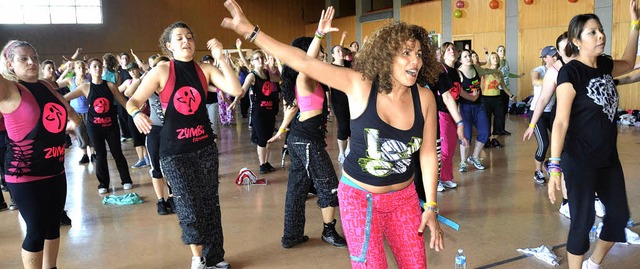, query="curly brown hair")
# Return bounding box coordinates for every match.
[352,21,439,94]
